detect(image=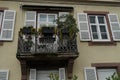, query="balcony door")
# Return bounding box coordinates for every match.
[36,70,58,80]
